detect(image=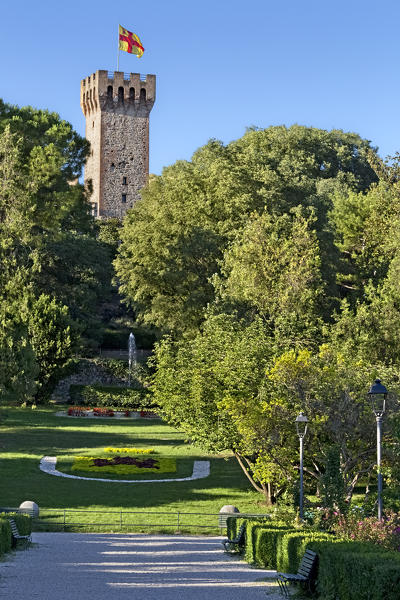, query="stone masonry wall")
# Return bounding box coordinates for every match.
[80,70,156,219]
[100,112,149,218]
[51,359,127,404]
